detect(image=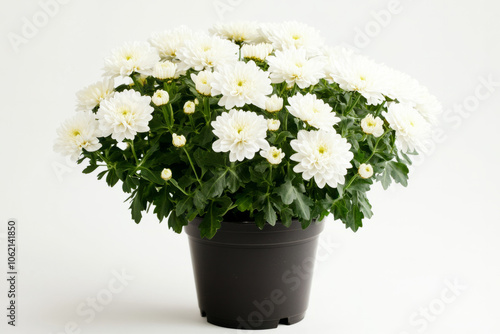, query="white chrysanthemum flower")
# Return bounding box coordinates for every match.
[190,70,214,96]
[383,69,442,125]
[260,21,324,56]
[287,93,340,130]
[161,168,172,181]
[152,90,170,106]
[211,61,273,109]
[209,21,262,44]
[212,109,270,162]
[96,90,154,142]
[76,79,115,112]
[183,101,196,114]
[358,163,374,179]
[150,26,194,59]
[325,48,391,105]
[176,35,239,71]
[153,61,178,80]
[241,43,274,61]
[267,119,280,131]
[104,41,160,78]
[54,111,102,161]
[290,129,353,188]
[384,103,431,153]
[267,49,325,89]
[172,133,186,147]
[260,146,285,165]
[361,114,384,137]
[265,94,284,113]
